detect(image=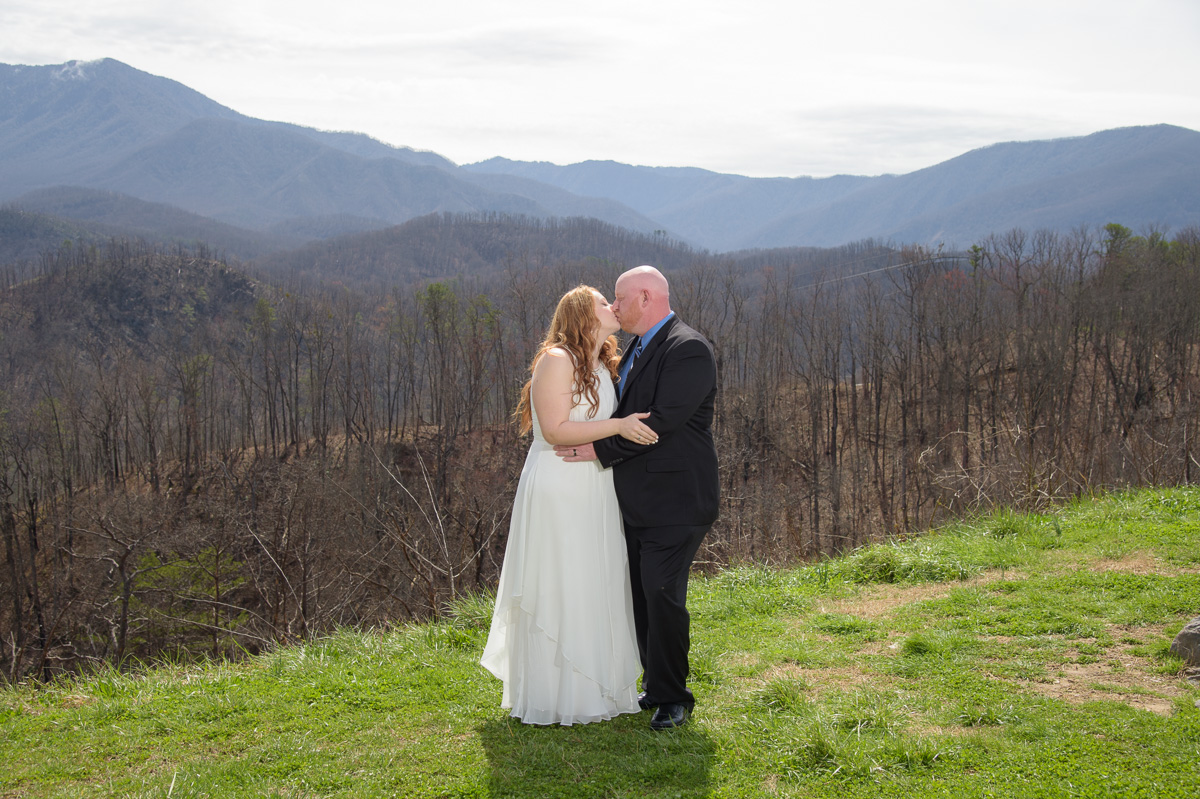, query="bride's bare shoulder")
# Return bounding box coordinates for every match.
[534,347,574,378]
